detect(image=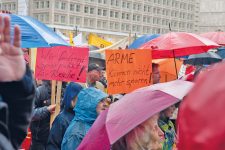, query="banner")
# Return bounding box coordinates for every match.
[35,46,89,82]
[106,49,152,94]
[88,33,112,48]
